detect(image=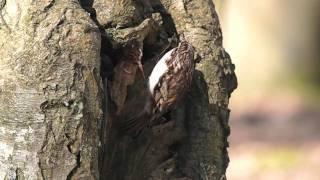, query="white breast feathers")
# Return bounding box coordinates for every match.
[148,49,174,94]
